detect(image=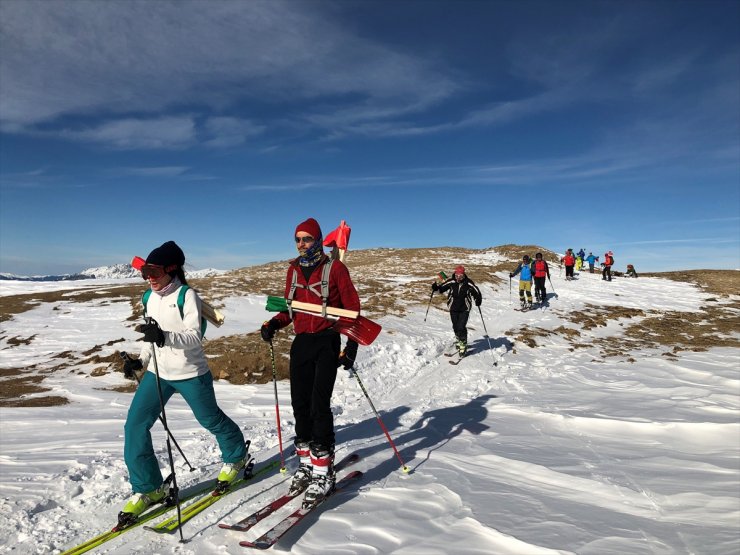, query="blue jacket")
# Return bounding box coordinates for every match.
[586,255,597,265]
[511,262,533,281]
